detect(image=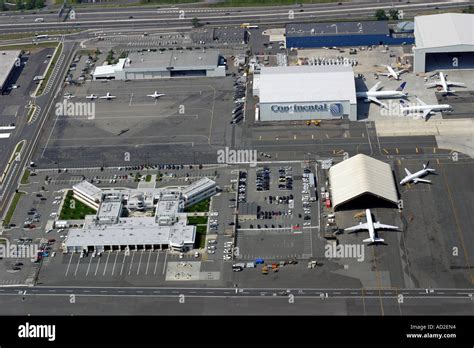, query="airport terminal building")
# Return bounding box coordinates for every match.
[93,49,226,80]
[64,178,218,253]
[253,65,357,121]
